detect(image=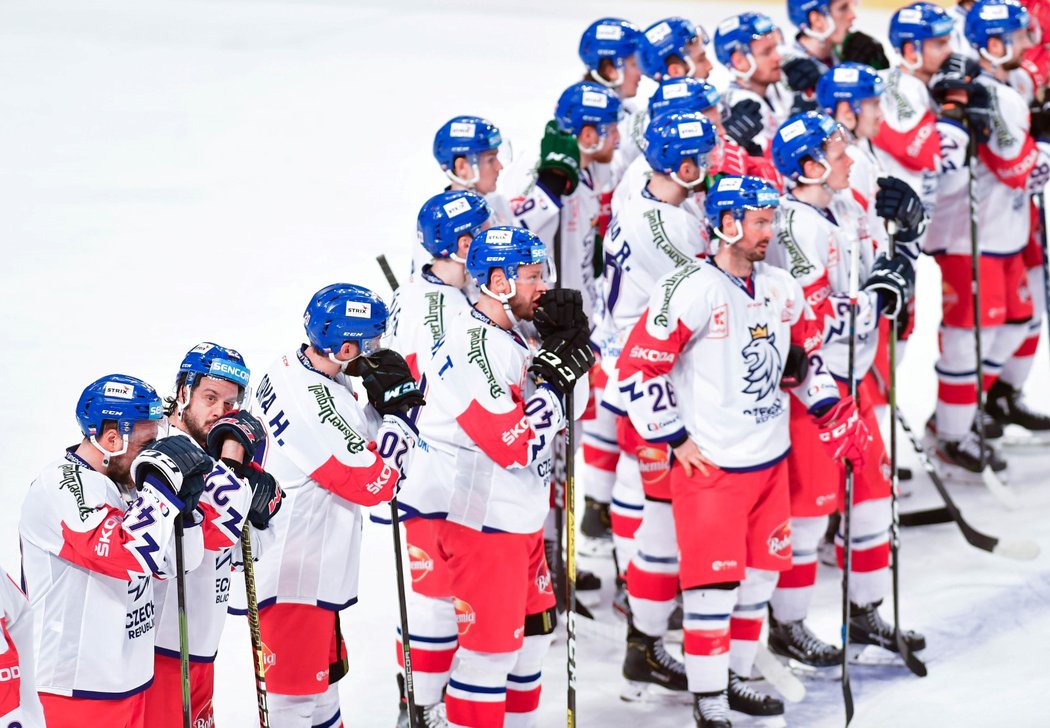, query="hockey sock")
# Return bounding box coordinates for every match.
[610,454,643,577]
[682,585,738,693]
[268,692,319,728]
[729,568,778,677]
[836,498,891,607]
[311,683,342,727]
[935,325,980,440]
[770,516,827,622]
[445,648,518,728]
[625,499,679,636]
[582,393,619,504]
[986,321,1029,390]
[1000,268,1044,389]
[397,590,458,706]
[504,633,553,727]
